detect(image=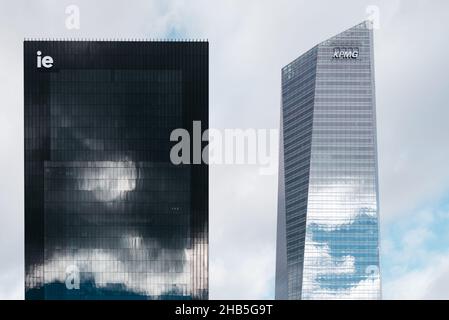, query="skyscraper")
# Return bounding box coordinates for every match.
[24,40,208,299]
[275,21,381,300]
